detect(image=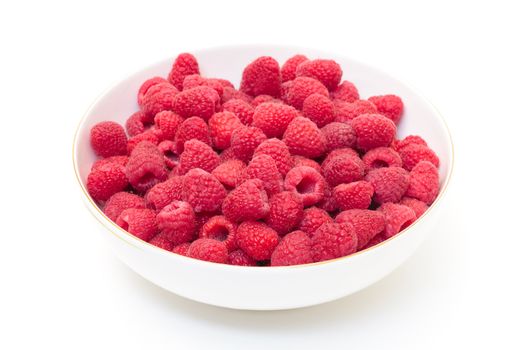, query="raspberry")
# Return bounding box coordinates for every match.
[378,203,416,238]
[208,111,243,150]
[126,141,168,193]
[392,135,428,152]
[222,98,255,125]
[351,114,396,151]
[230,126,267,162]
[406,161,439,204]
[284,166,326,206]
[362,147,403,172]
[154,111,184,141]
[172,242,191,256]
[368,94,404,124]
[90,121,128,158]
[213,78,234,88]
[149,232,175,252]
[183,74,224,97]
[156,201,196,245]
[302,93,335,127]
[251,94,282,107]
[240,155,283,195]
[219,147,237,162]
[283,117,326,158]
[221,87,252,104]
[116,208,158,242]
[280,81,293,101]
[91,155,128,171]
[222,179,270,222]
[253,138,293,176]
[125,111,146,137]
[127,130,160,155]
[321,122,356,151]
[271,230,313,266]
[187,238,228,264]
[138,76,168,106]
[167,53,200,90]
[236,221,279,260]
[182,168,226,213]
[317,181,338,212]
[141,82,179,122]
[322,153,365,186]
[87,162,128,201]
[335,209,385,249]
[228,249,256,266]
[157,140,179,169]
[266,191,304,235]
[174,116,210,153]
[252,102,299,138]
[331,81,359,102]
[365,167,409,204]
[172,86,219,121]
[280,54,309,82]
[296,59,342,91]
[334,100,378,122]
[311,223,357,262]
[103,192,145,222]
[321,148,360,168]
[240,56,281,97]
[199,215,237,251]
[145,176,184,211]
[178,139,220,175]
[398,144,440,171]
[285,77,329,110]
[363,234,385,249]
[400,197,428,218]
[333,180,374,211]
[298,207,333,236]
[212,159,246,189]
[292,155,321,173]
